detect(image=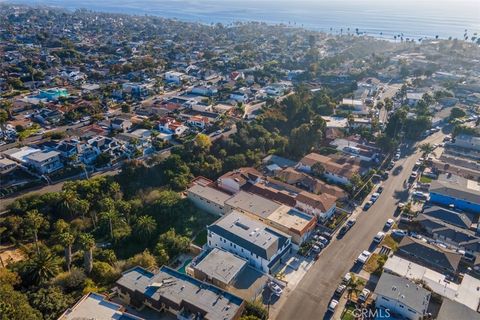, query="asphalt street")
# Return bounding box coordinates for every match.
[272,131,446,320]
